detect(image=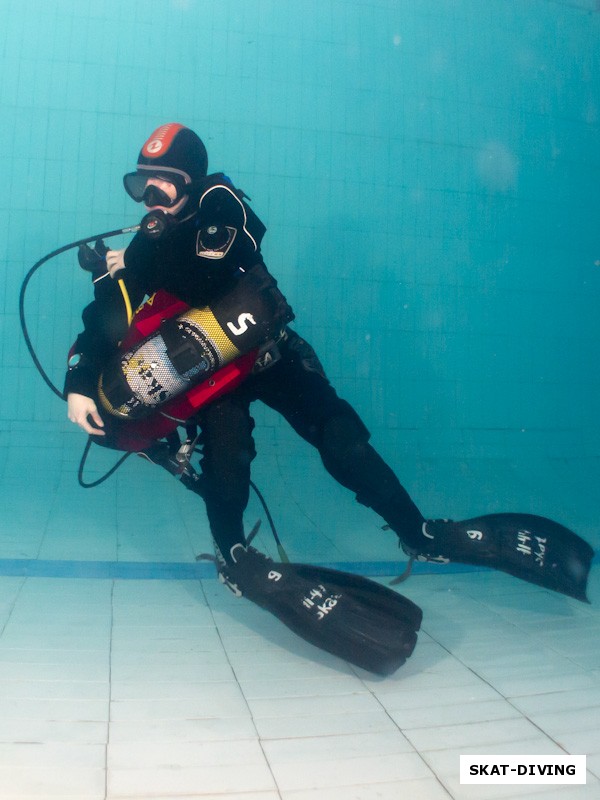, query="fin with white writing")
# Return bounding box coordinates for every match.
[220,545,423,675]
[403,514,594,602]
